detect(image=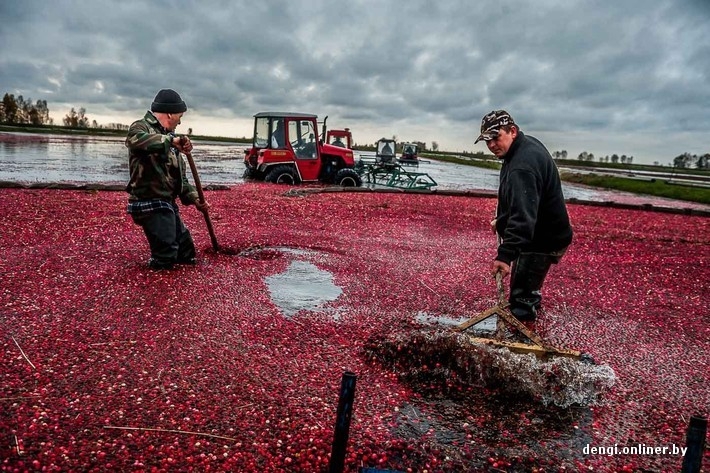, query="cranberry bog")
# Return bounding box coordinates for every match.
[1,183,708,472]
